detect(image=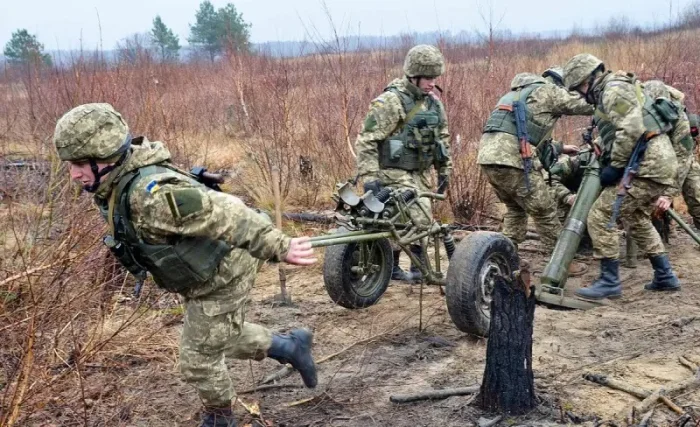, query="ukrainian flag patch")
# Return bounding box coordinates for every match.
[145,180,161,194]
